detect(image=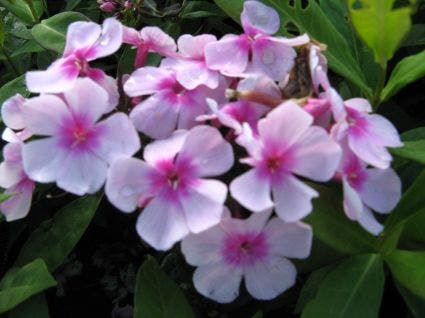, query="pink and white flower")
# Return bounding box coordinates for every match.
[204,1,309,81]
[339,149,401,235]
[161,34,220,90]
[124,66,227,139]
[0,134,34,222]
[181,210,312,303]
[1,94,27,130]
[332,98,403,169]
[105,125,234,250]
[21,78,140,196]
[26,18,122,111]
[230,101,341,221]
